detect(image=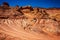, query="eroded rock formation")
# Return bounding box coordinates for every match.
[0,2,60,40]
